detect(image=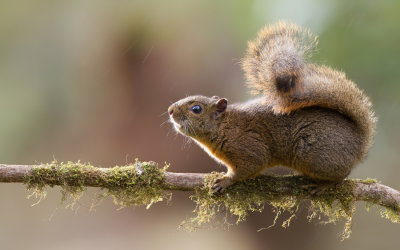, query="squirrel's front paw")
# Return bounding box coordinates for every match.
[212,175,234,193]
